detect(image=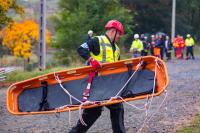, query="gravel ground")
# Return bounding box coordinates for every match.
[0,57,200,133]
